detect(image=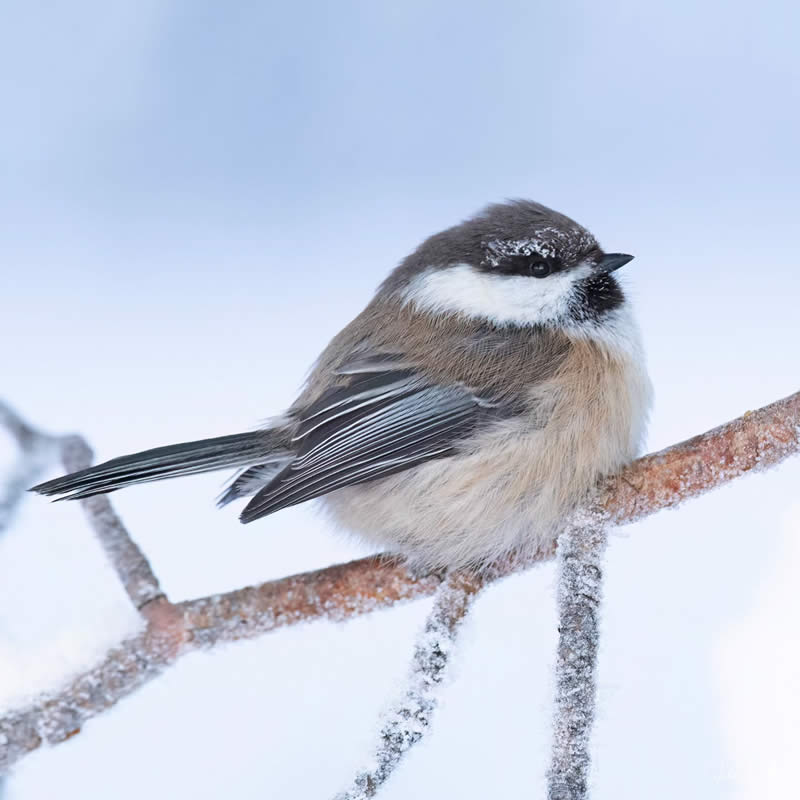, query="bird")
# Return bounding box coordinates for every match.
[32,200,652,571]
